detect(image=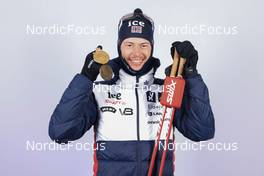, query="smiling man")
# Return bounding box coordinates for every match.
[120,38,151,71]
[49,8,215,176]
